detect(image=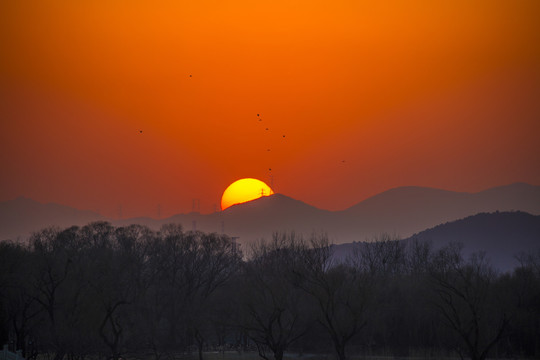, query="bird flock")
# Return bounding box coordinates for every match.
[136,73,346,184]
[255,112,287,178]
